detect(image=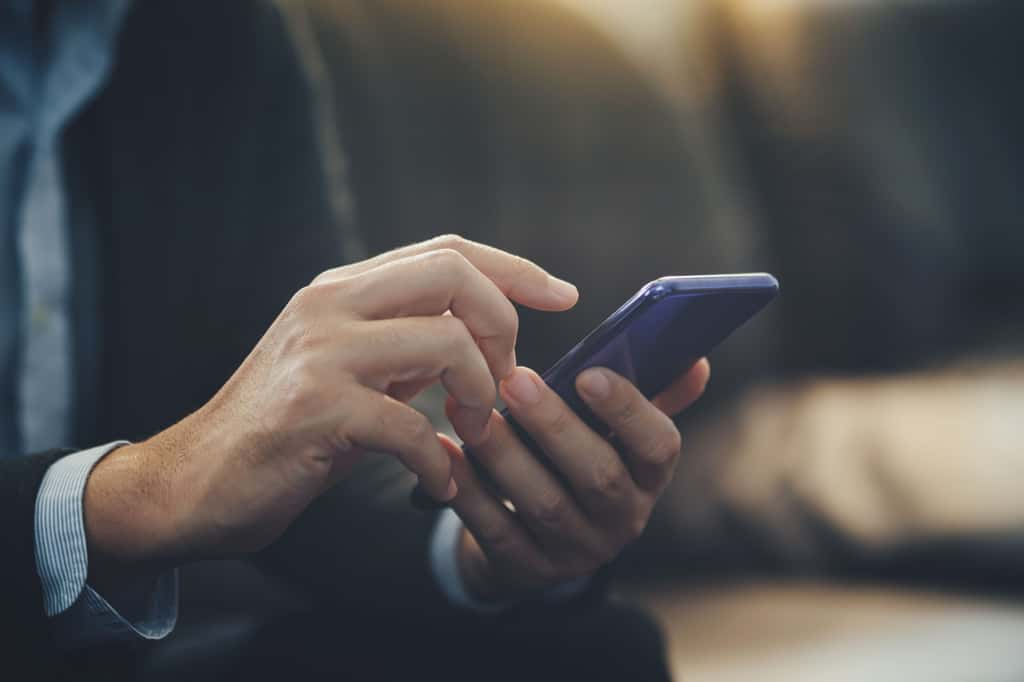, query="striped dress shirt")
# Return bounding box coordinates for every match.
[2,0,177,648]
[4,3,577,650]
